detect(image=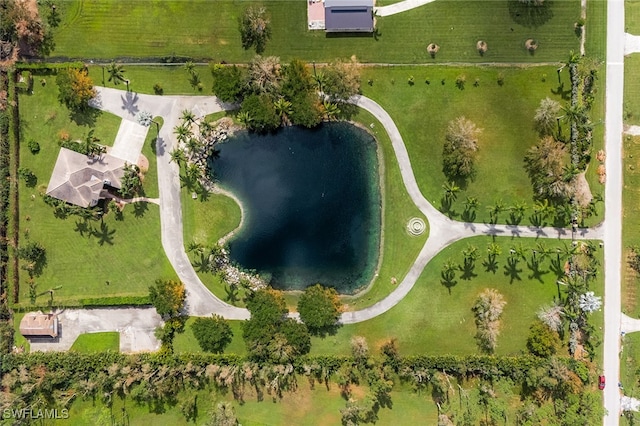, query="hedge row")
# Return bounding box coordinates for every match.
[14,61,84,71]
[0,70,12,354]
[10,70,20,304]
[10,296,152,313]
